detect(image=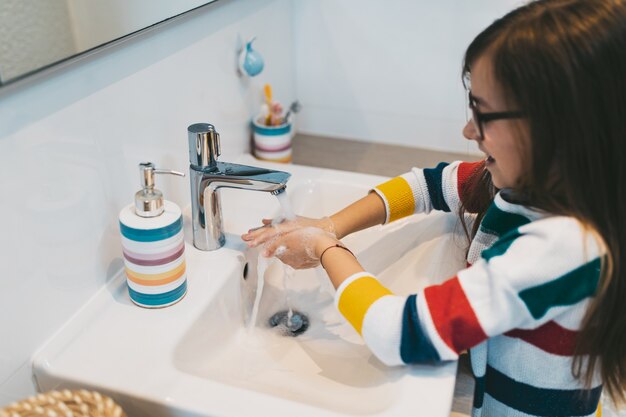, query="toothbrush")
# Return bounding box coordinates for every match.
[264,84,273,125]
[264,83,272,104]
[283,100,301,124]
